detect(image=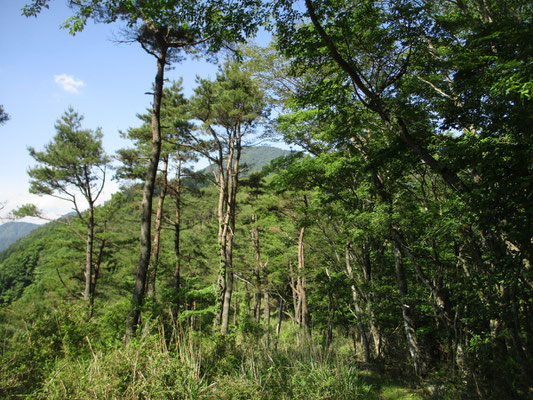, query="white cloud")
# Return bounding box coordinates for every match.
[54,74,85,94]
